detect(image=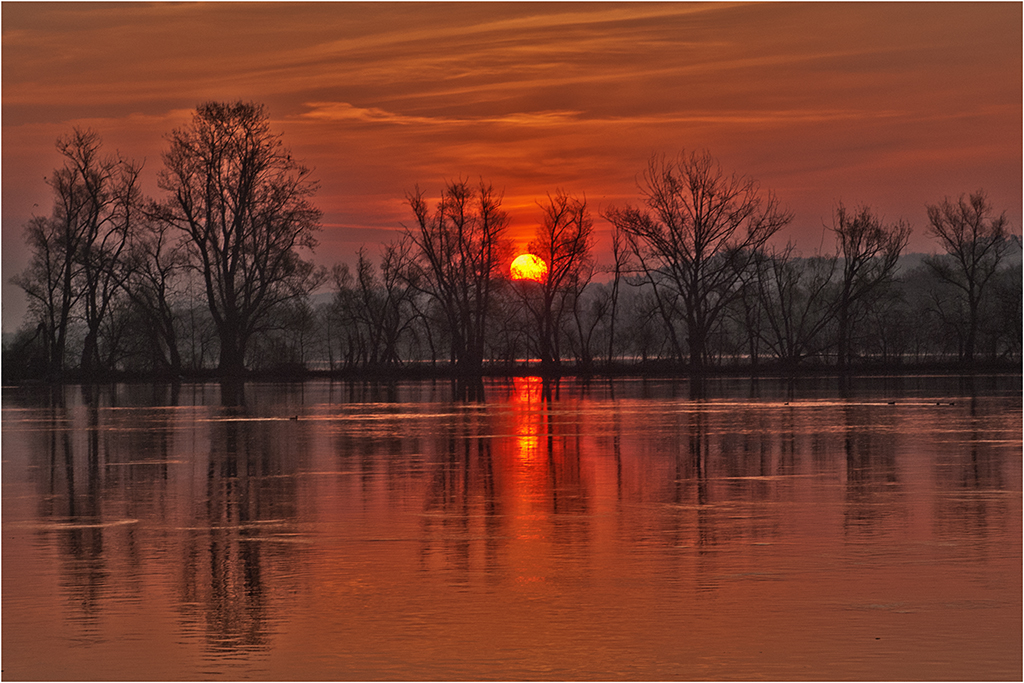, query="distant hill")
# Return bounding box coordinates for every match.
[898,240,1022,274]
